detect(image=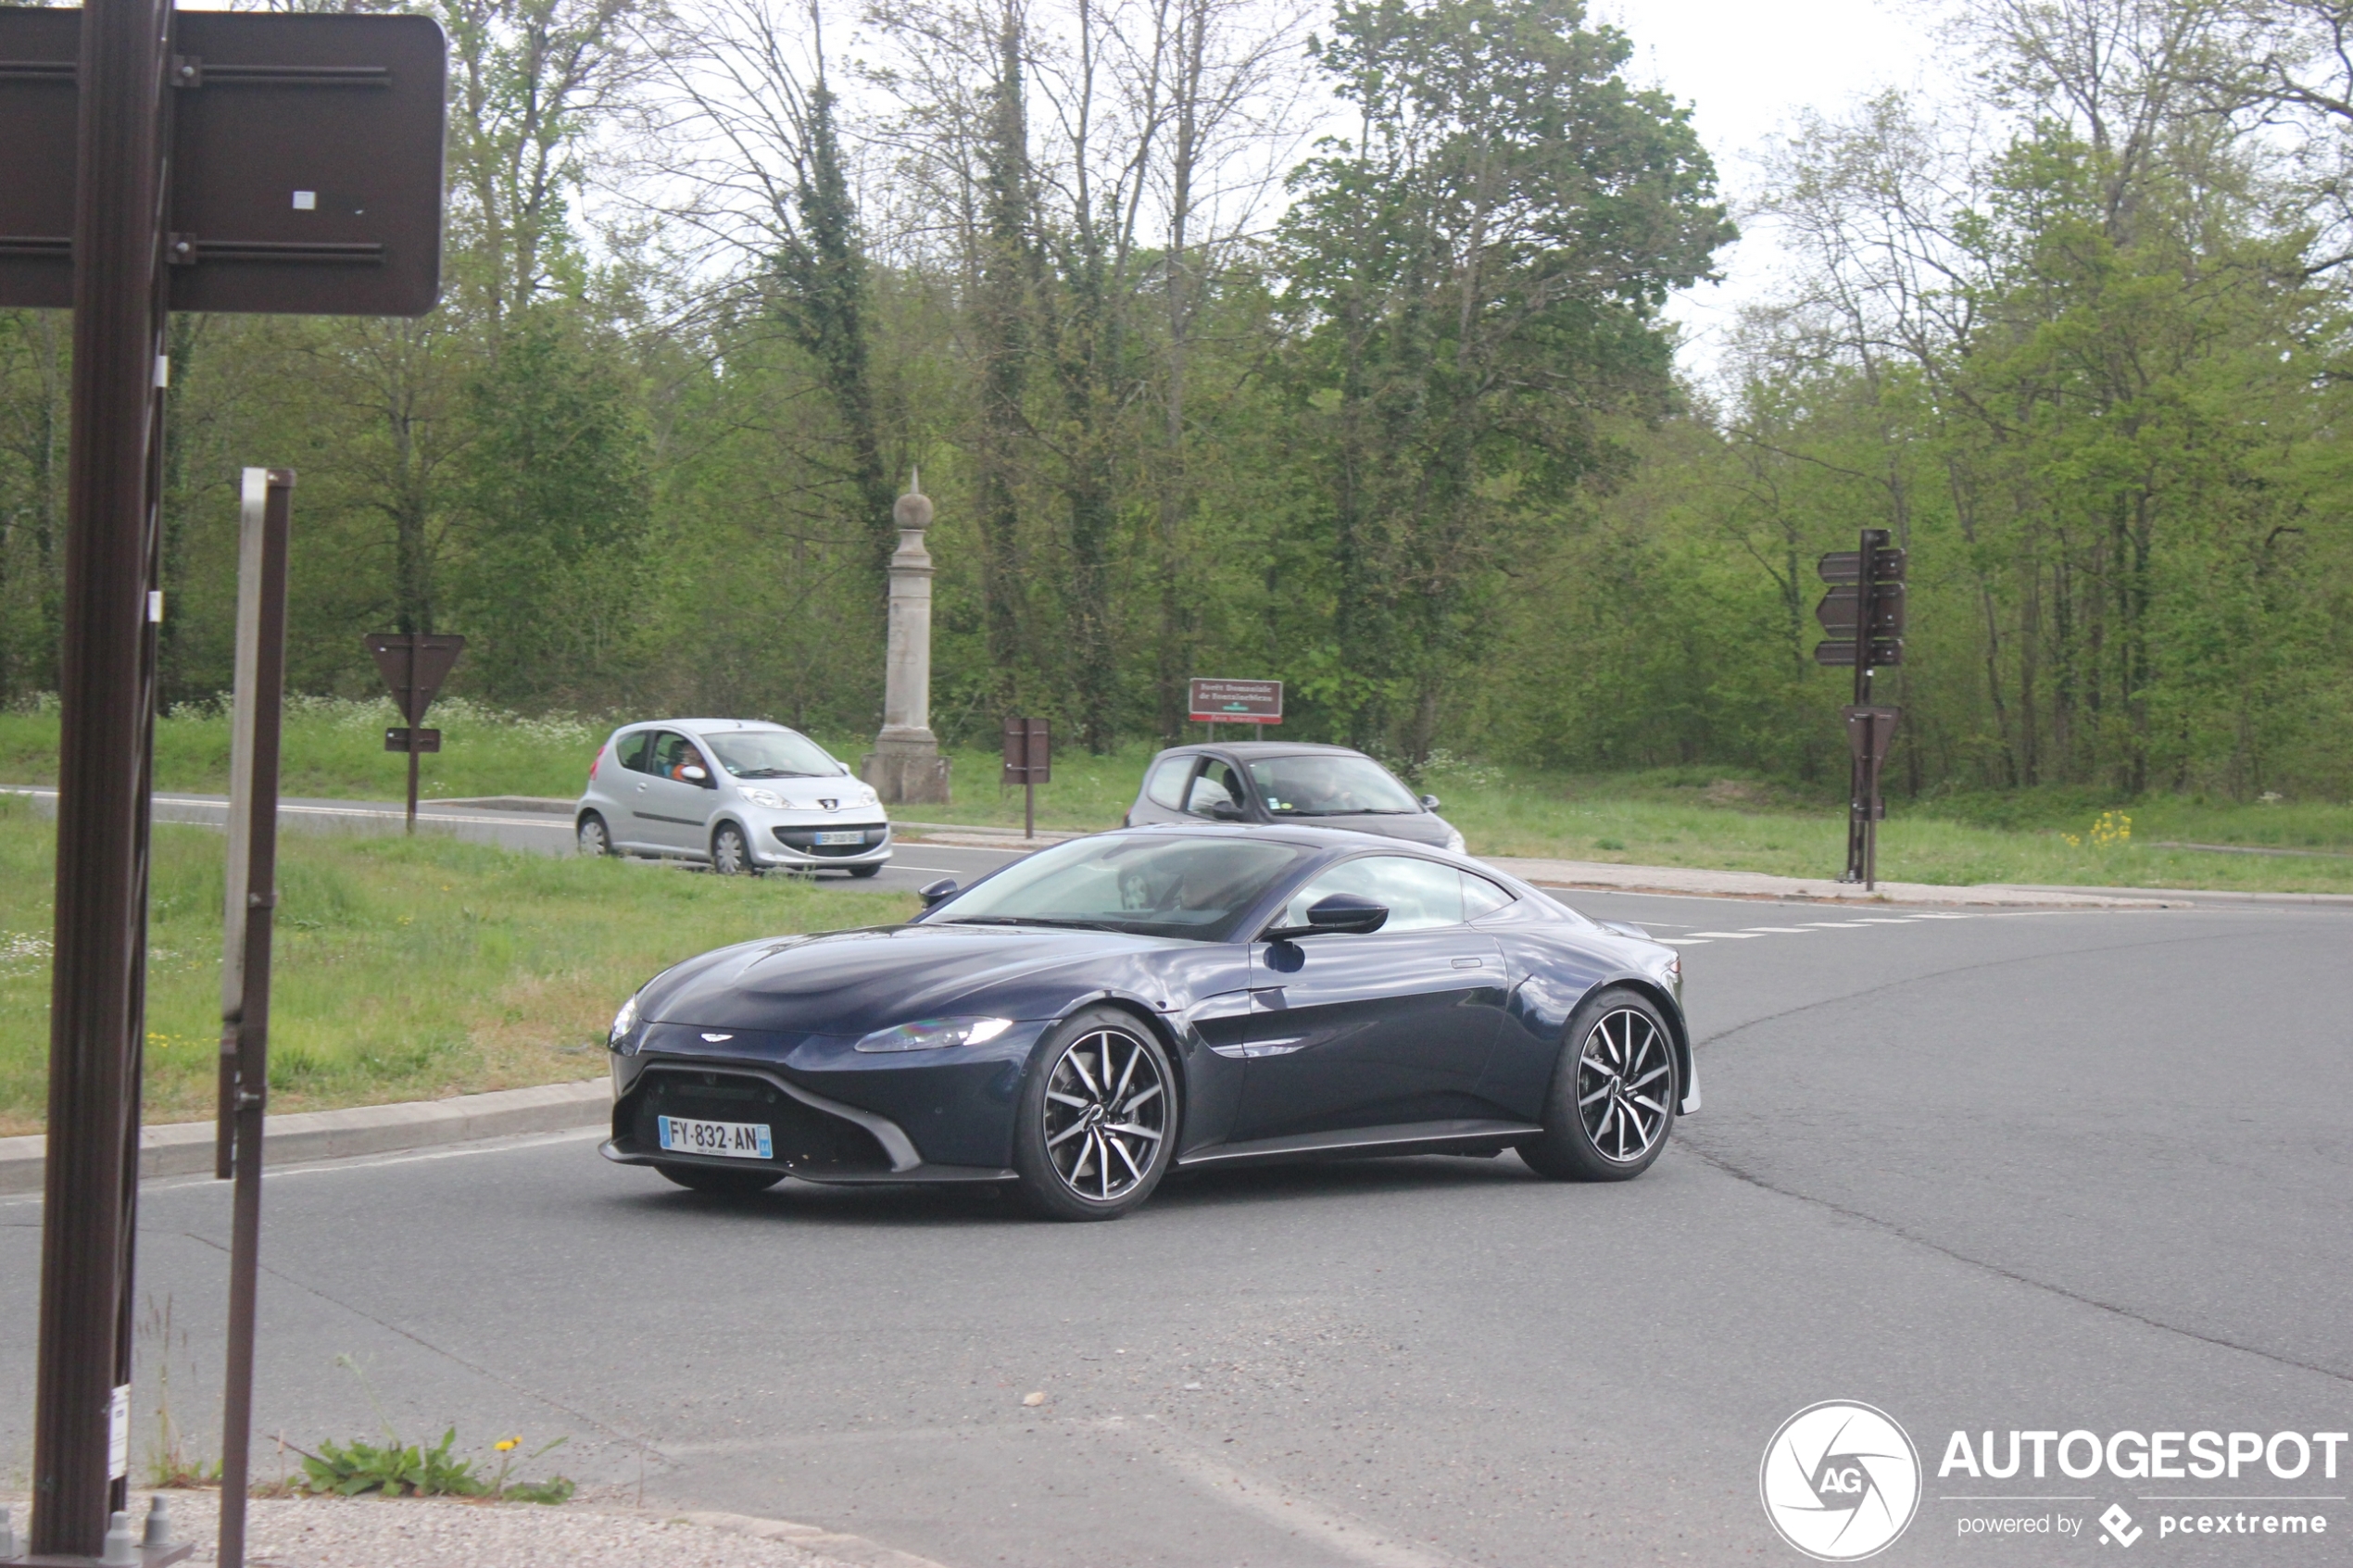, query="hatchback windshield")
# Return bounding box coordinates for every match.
[1246,754,1420,816]
[704,729,843,779]
[925,835,1307,941]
